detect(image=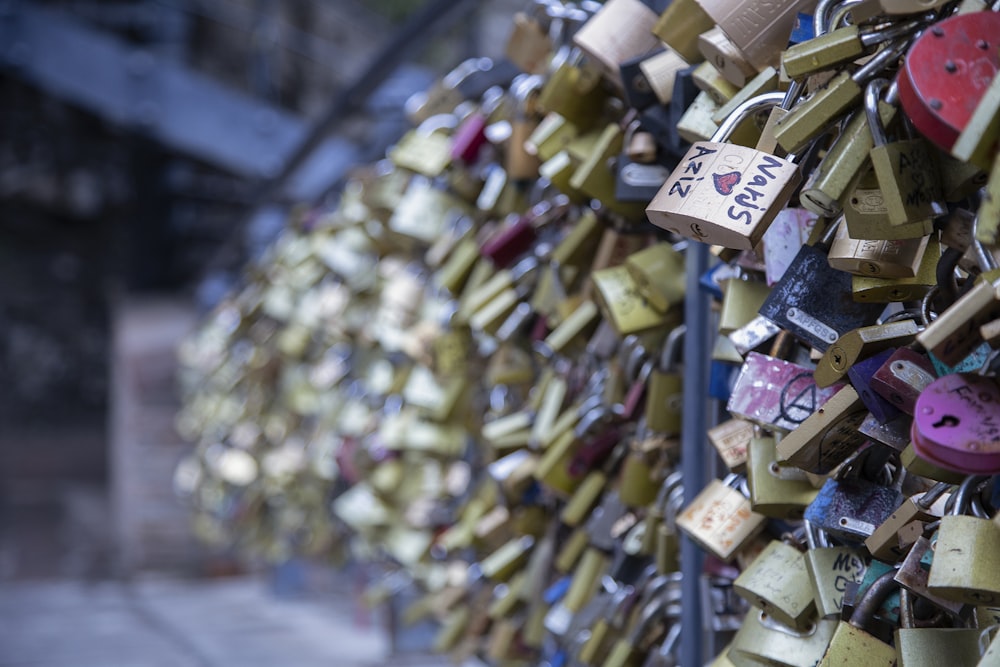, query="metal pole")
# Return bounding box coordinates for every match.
[680,240,711,667]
